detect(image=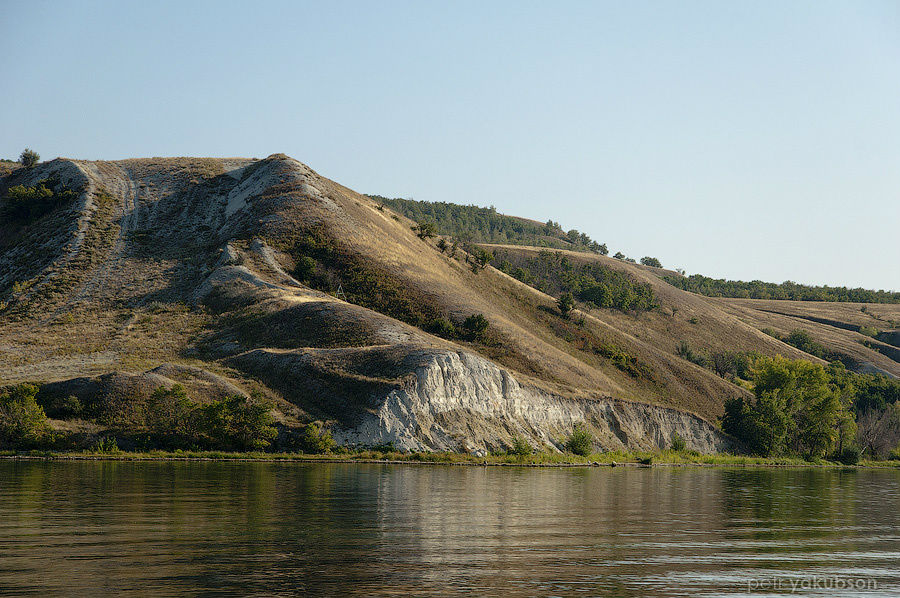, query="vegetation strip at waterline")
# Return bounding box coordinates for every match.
[3,449,900,468]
